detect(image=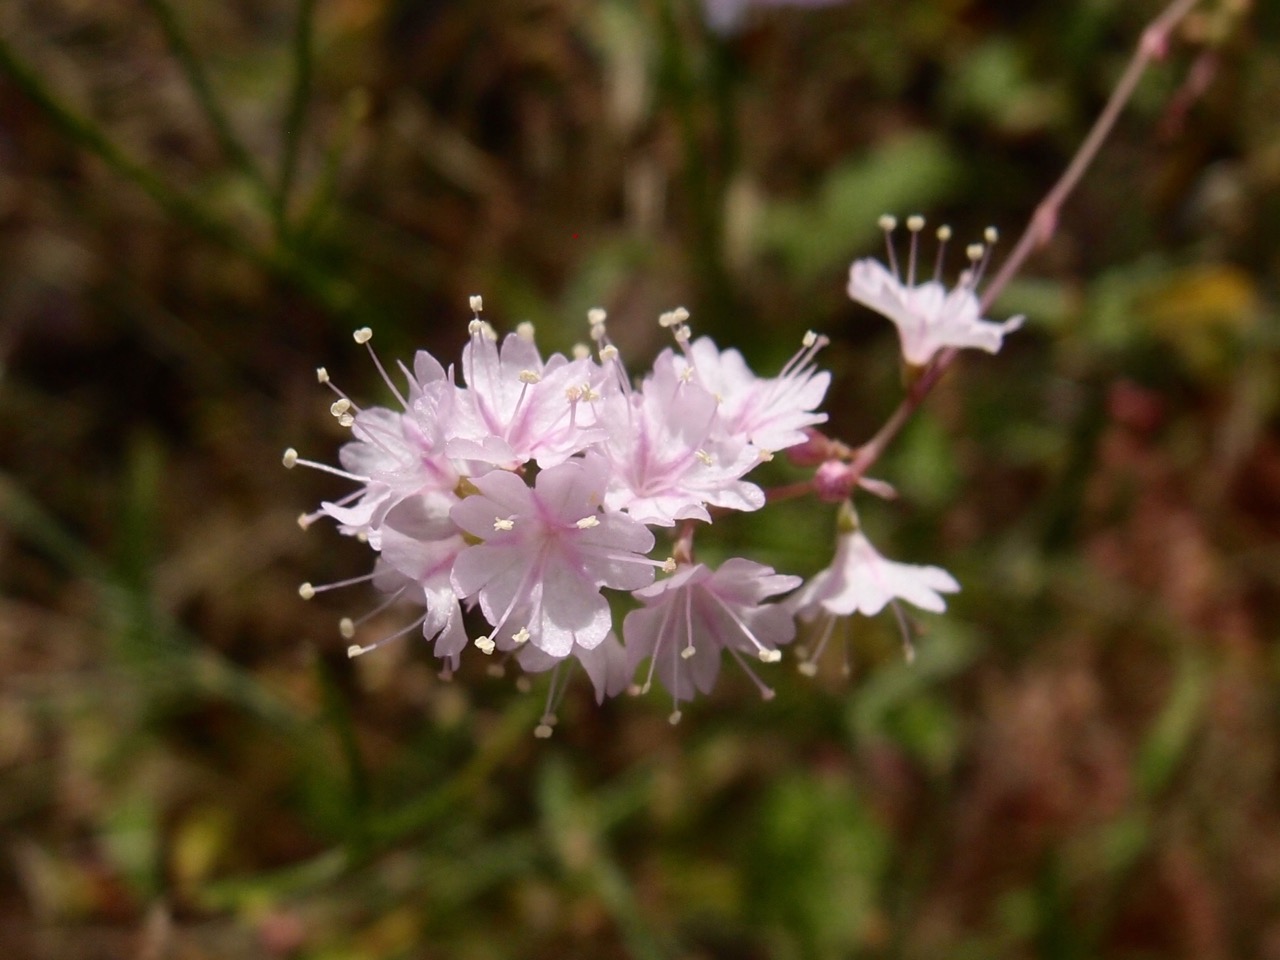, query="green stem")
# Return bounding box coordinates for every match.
[278,0,319,234]
[140,0,275,208]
